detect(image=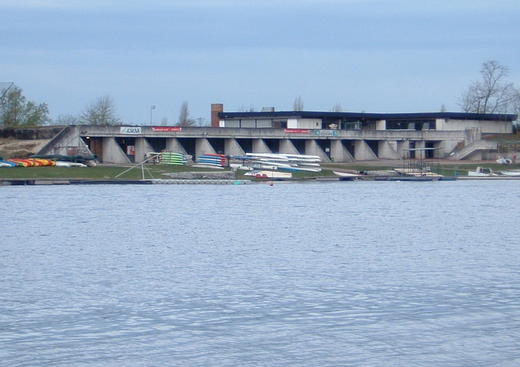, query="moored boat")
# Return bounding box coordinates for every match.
[467,167,497,177]
[500,169,520,177]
